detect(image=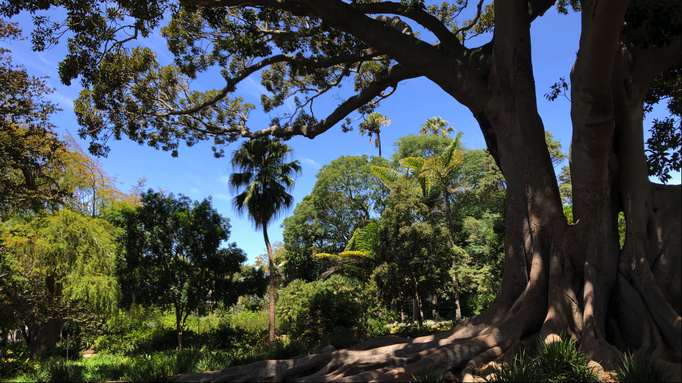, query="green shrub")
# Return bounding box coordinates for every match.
[486,336,599,383]
[533,337,598,382]
[0,342,36,378]
[387,320,453,338]
[277,275,364,347]
[486,350,537,382]
[614,350,673,382]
